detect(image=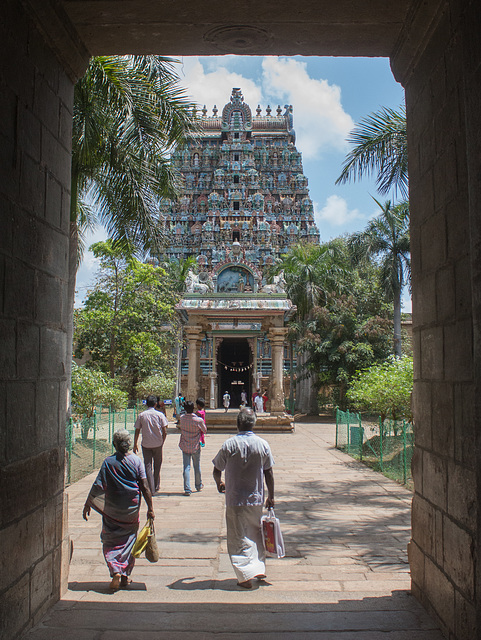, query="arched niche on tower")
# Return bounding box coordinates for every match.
[216,263,256,293]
